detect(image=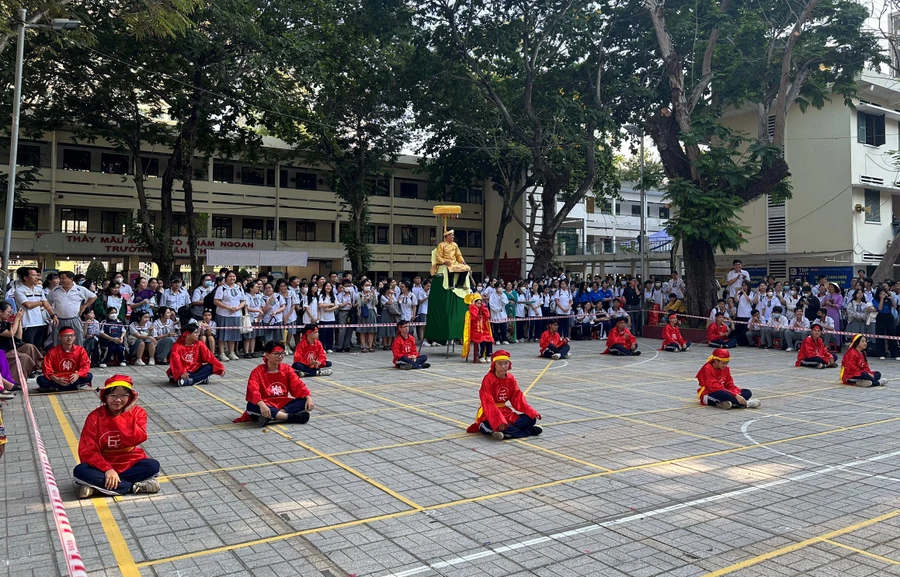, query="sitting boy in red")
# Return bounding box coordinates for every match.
[466,350,542,440]
[661,313,691,352]
[603,317,641,356]
[246,341,315,426]
[696,348,760,410]
[795,322,837,369]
